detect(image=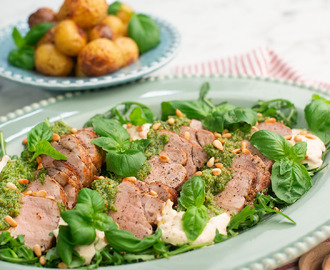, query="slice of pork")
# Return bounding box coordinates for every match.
[190,119,203,130]
[179,126,199,145]
[256,121,292,137]
[159,149,188,165]
[196,129,215,147]
[109,180,153,239]
[141,194,164,225]
[232,153,271,193]
[244,141,273,171]
[149,182,178,204]
[215,168,256,215]
[9,195,60,251]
